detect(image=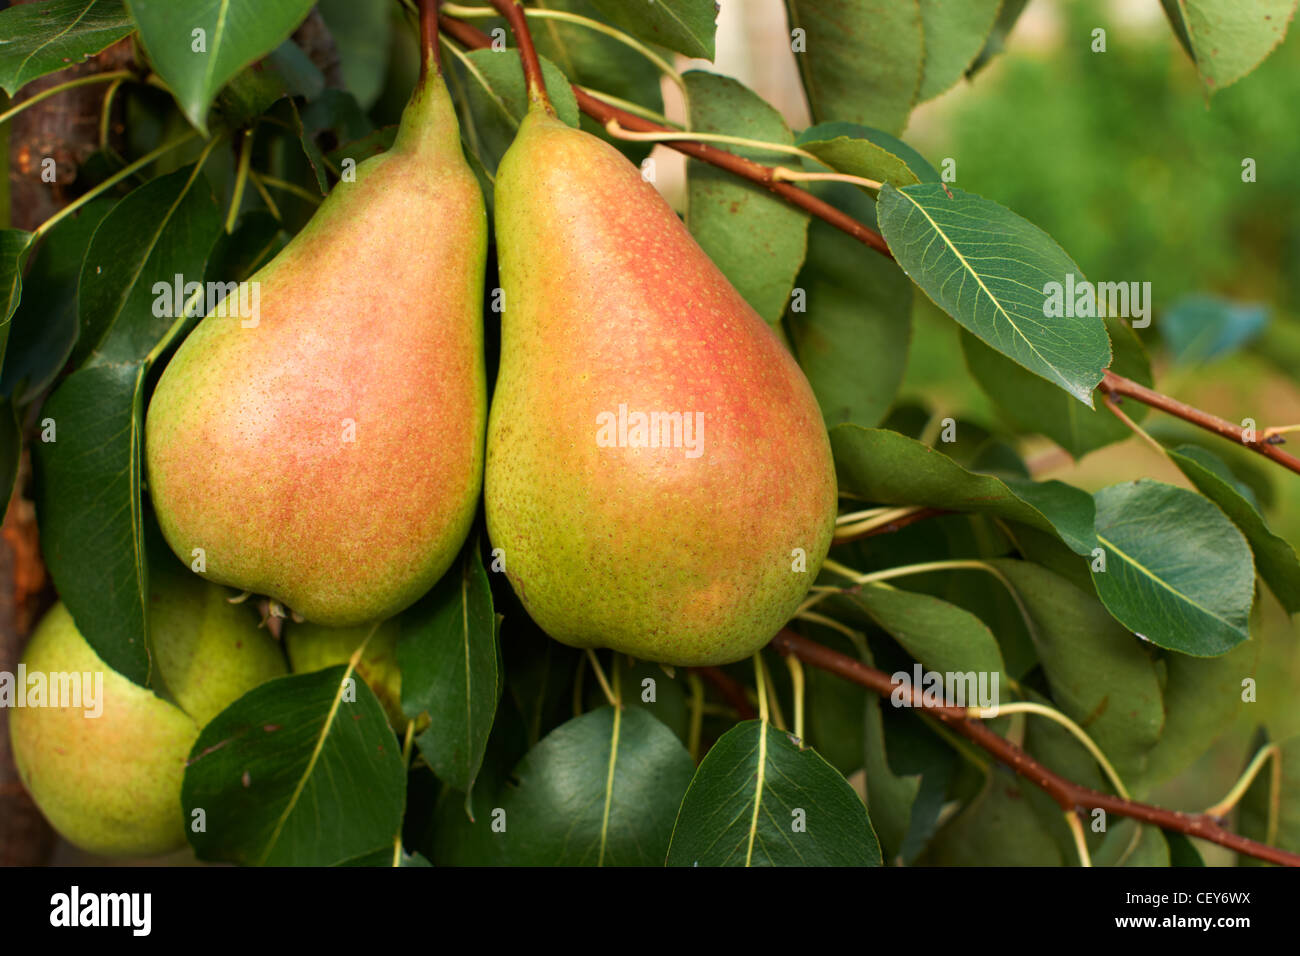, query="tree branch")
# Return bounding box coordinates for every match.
[1101,369,1300,477]
[769,629,1300,867]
